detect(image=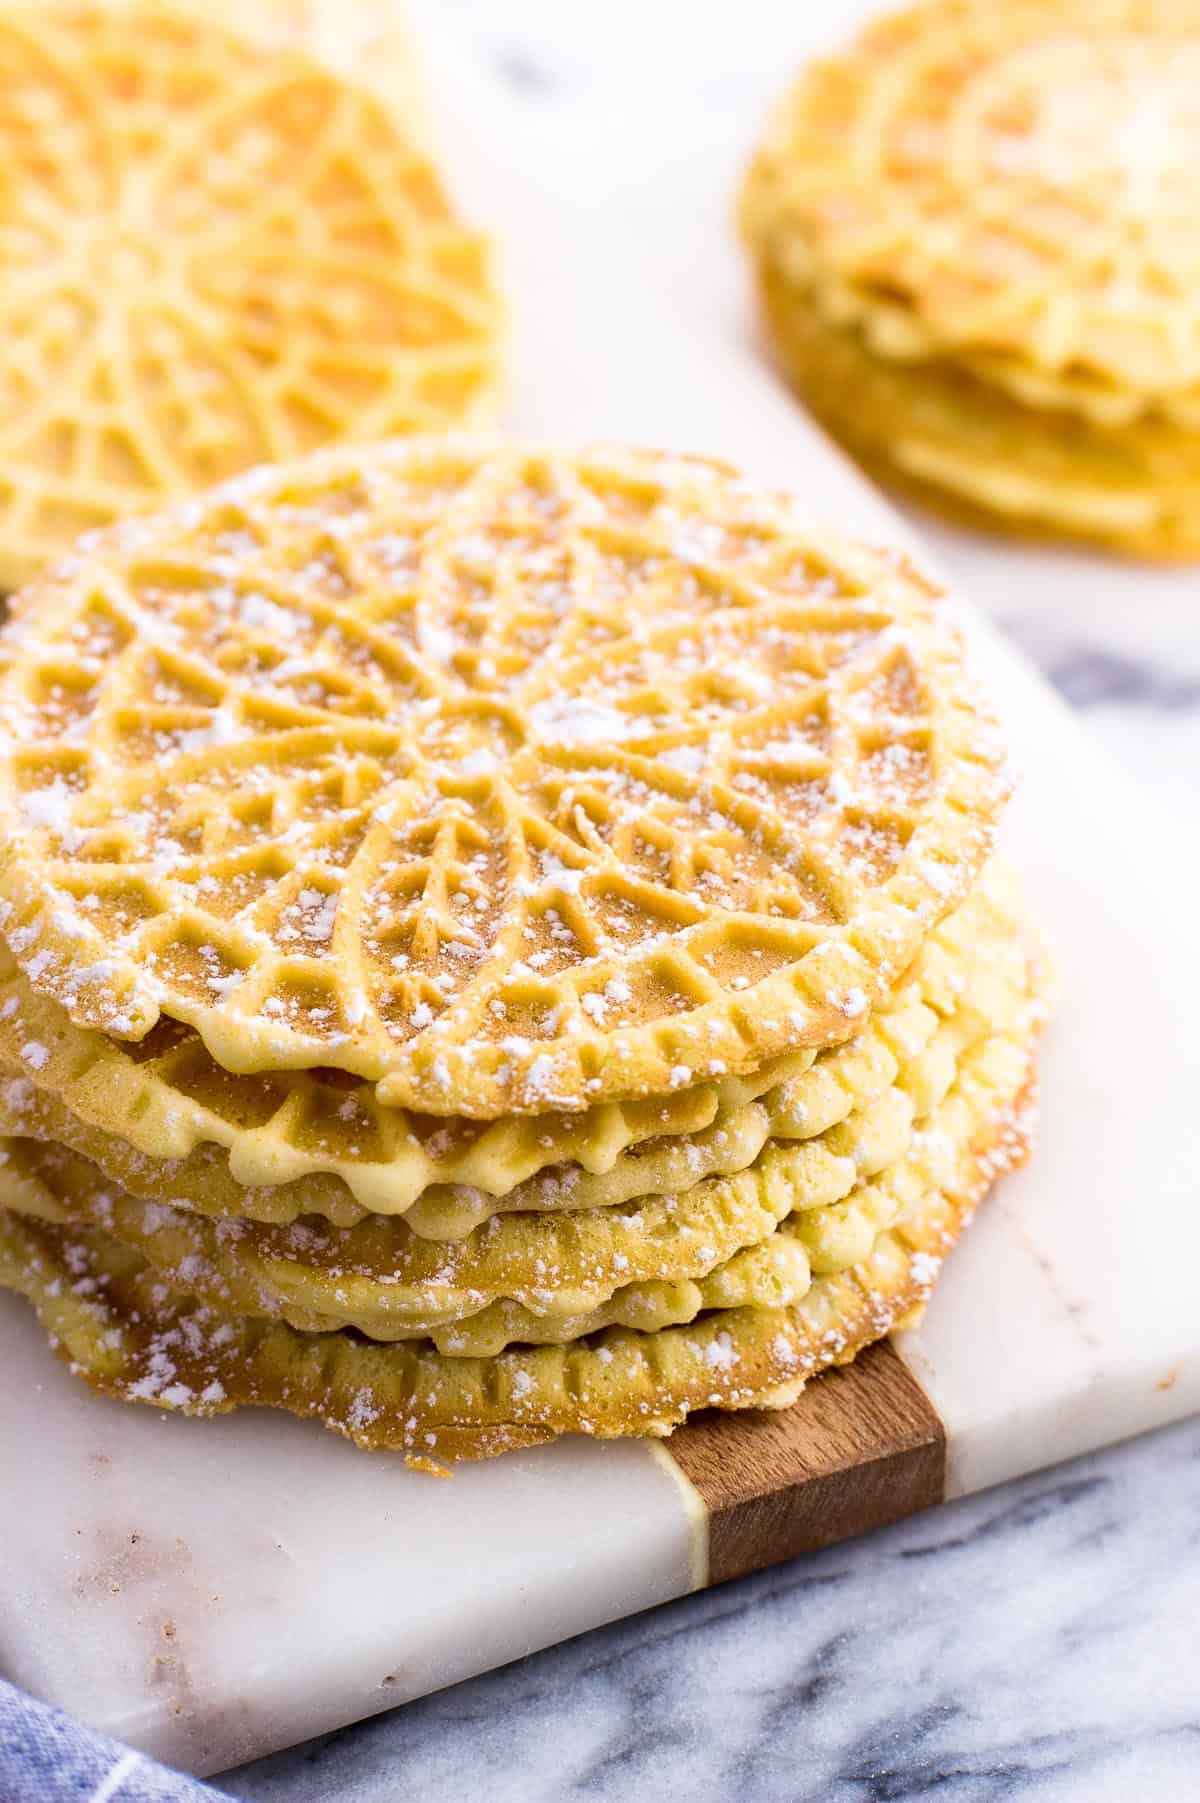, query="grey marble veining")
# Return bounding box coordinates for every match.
[216,5,1200,1797]
[223,1416,1200,1803]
